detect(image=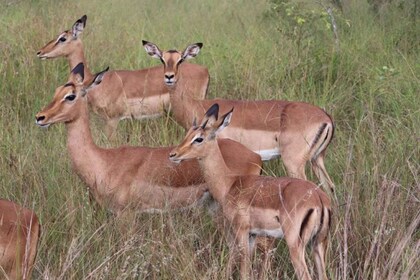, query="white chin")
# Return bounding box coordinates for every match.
[170,159,182,165]
[165,81,175,86]
[36,123,50,128]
